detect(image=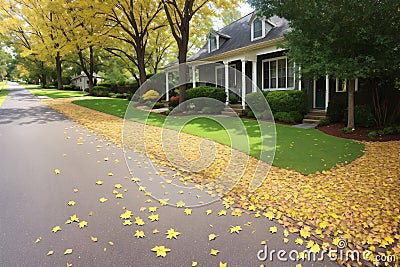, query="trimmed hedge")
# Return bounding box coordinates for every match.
[91,86,110,97]
[62,85,81,91]
[186,86,226,102]
[246,90,307,121]
[265,90,307,114]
